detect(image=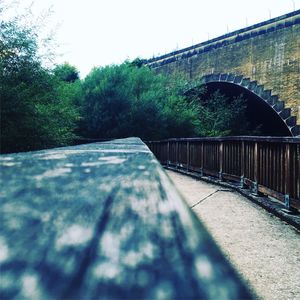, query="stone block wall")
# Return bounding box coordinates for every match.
[147,11,300,128]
